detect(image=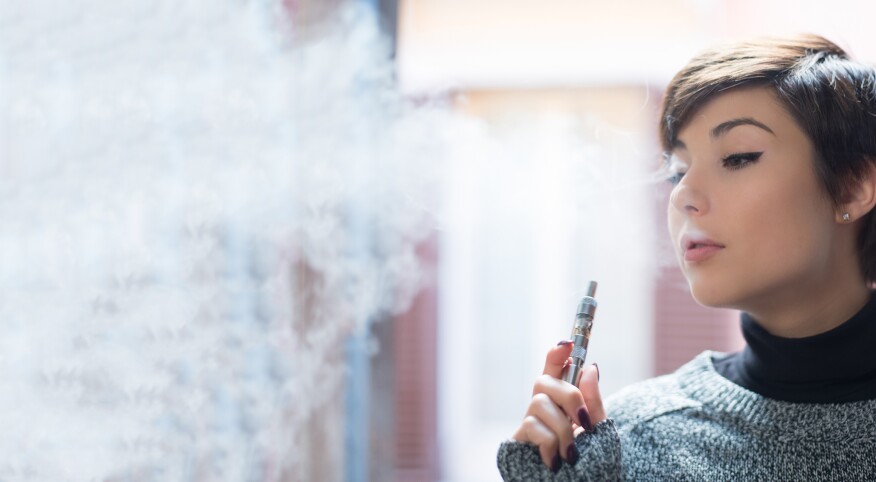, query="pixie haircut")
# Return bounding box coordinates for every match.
[660,34,876,284]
